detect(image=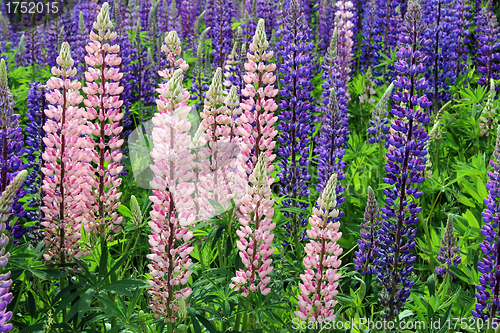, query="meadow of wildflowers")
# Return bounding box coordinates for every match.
[0,0,500,332]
